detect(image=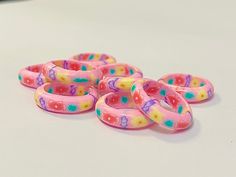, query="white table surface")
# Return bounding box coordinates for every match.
[0,0,235,177]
